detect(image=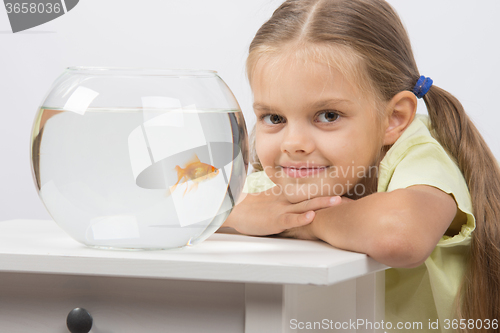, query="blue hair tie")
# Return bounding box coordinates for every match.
[412,75,433,98]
